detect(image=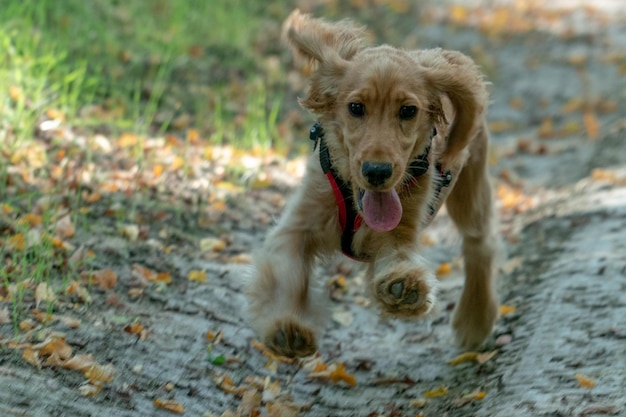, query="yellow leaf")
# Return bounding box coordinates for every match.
[435,262,452,277]
[499,304,516,316]
[424,385,448,398]
[575,373,595,388]
[1,203,13,213]
[19,213,42,227]
[188,270,207,283]
[118,132,139,147]
[9,85,22,100]
[474,391,487,400]
[155,272,172,284]
[447,352,479,366]
[8,233,26,251]
[450,5,468,23]
[170,156,185,171]
[153,164,164,178]
[329,363,356,387]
